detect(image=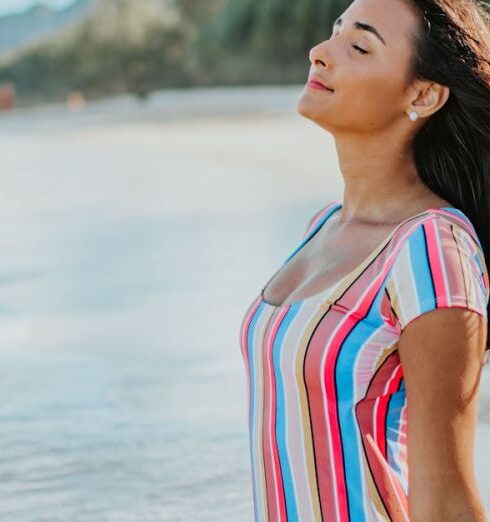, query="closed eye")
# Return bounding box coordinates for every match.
[352,44,368,55]
[330,31,369,56]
